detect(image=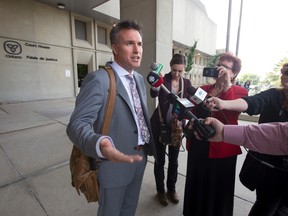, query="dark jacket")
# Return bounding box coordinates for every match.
[243,88,288,170]
[150,72,192,139]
